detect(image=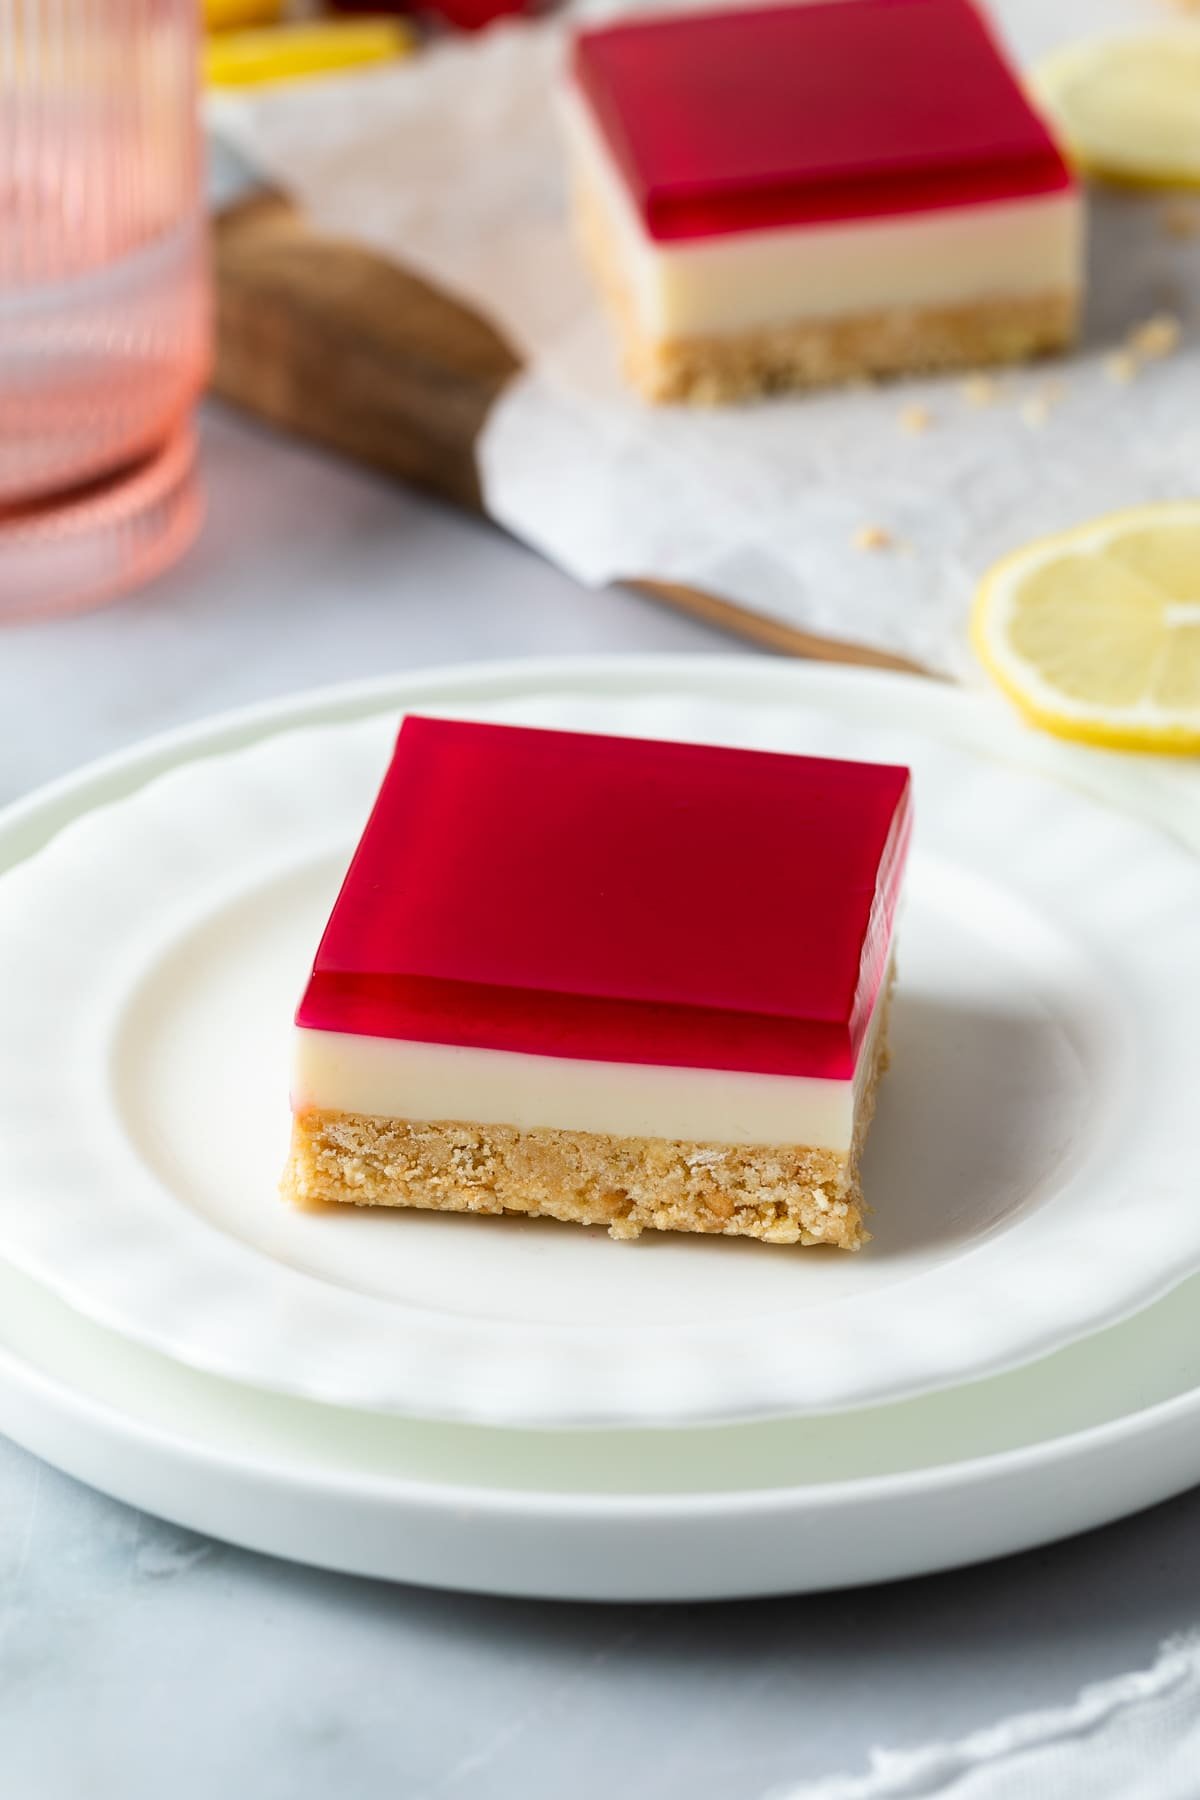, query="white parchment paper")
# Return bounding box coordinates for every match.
[777,1634,1200,1800]
[214,0,1200,674]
